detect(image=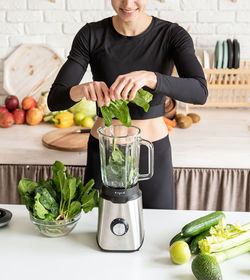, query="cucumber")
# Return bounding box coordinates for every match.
[169,232,192,246]
[181,211,225,237]
[190,229,211,254]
